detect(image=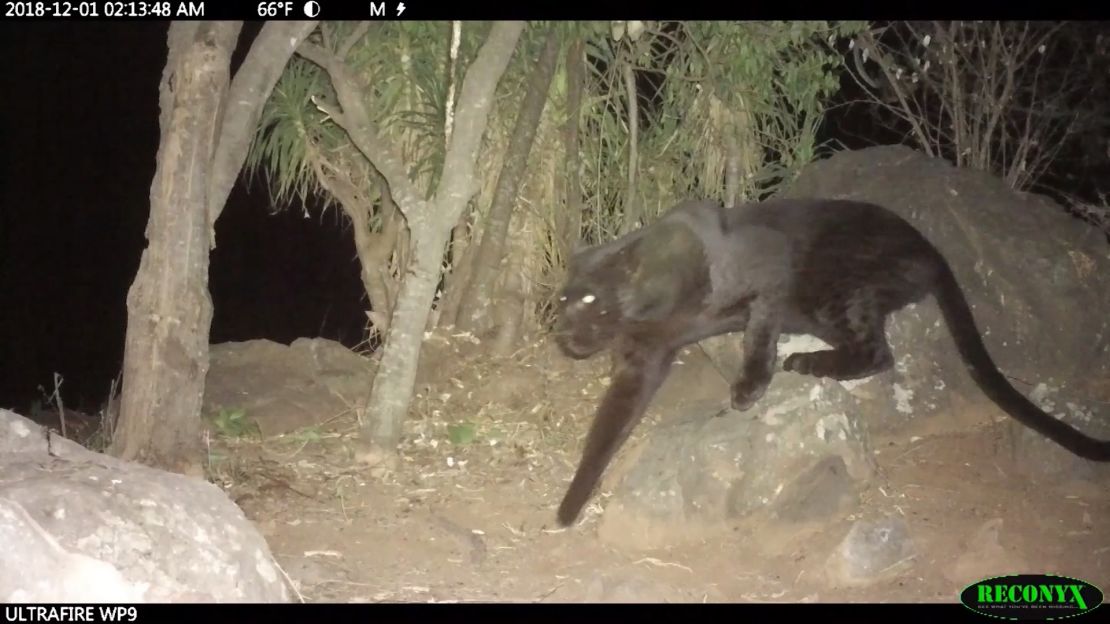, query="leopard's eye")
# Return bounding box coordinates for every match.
[581,294,596,304]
